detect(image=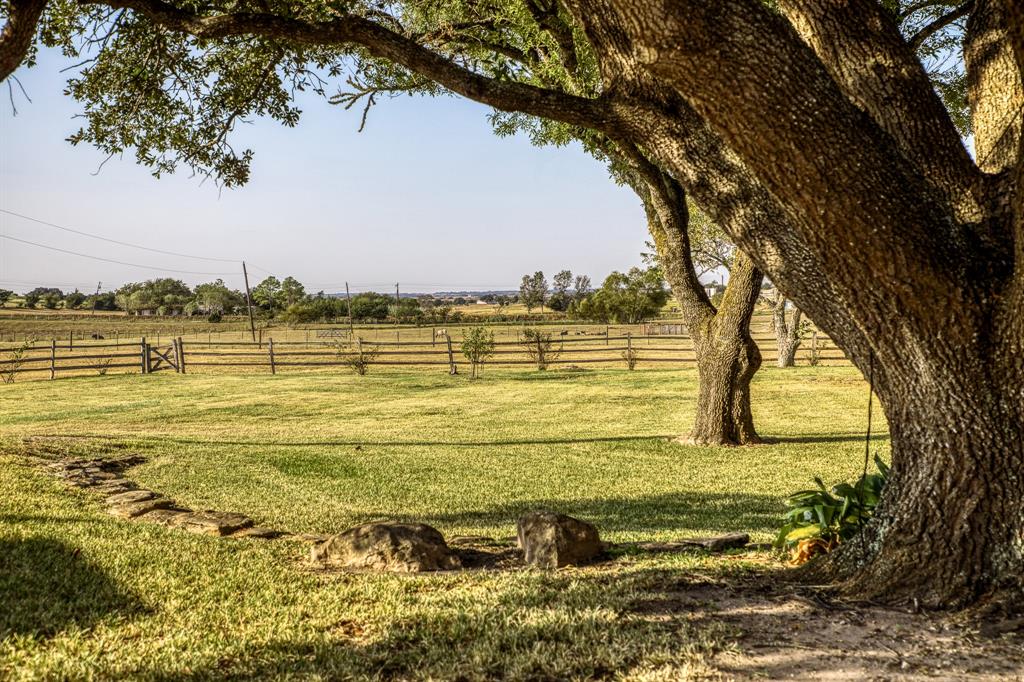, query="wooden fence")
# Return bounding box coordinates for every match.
[0,330,848,382]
